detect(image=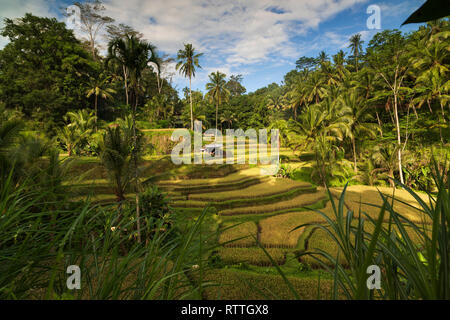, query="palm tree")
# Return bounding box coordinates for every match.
[220,110,236,129]
[371,142,399,188]
[107,35,160,243]
[317,51,329,66]
[291,104,328,145]
[86,74,116,130]
[100,125,133,204]
[413,69,450,143]
[57,110,96,156]
[57,125,82,157]
[205,71,230,135]
[66,109,96,133]
[349,33,364,72]
[413,68,449,118]
[305,72,326,104]
[332,50,349,81]
[341,90,379,172]
[176,44,203,130]
[266,94,284,111]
